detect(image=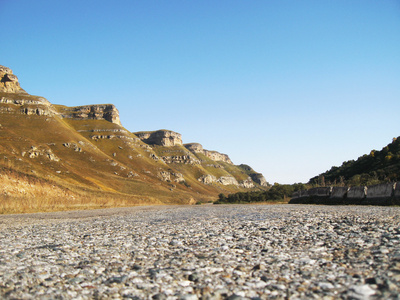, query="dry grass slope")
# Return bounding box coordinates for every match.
[0,167,162,214]
[0,87,266,214]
